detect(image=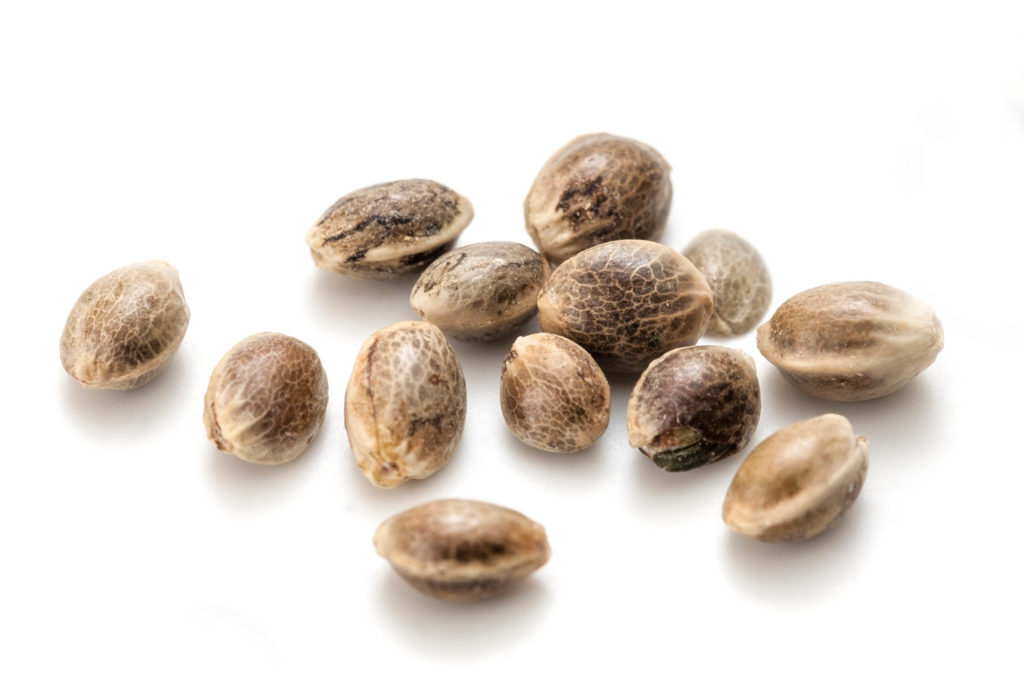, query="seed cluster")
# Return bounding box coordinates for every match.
[60,131,944,599]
